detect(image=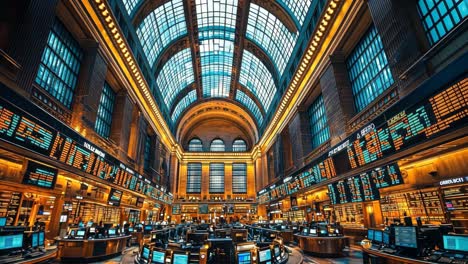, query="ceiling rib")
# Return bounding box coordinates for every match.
[184,0,203,98]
